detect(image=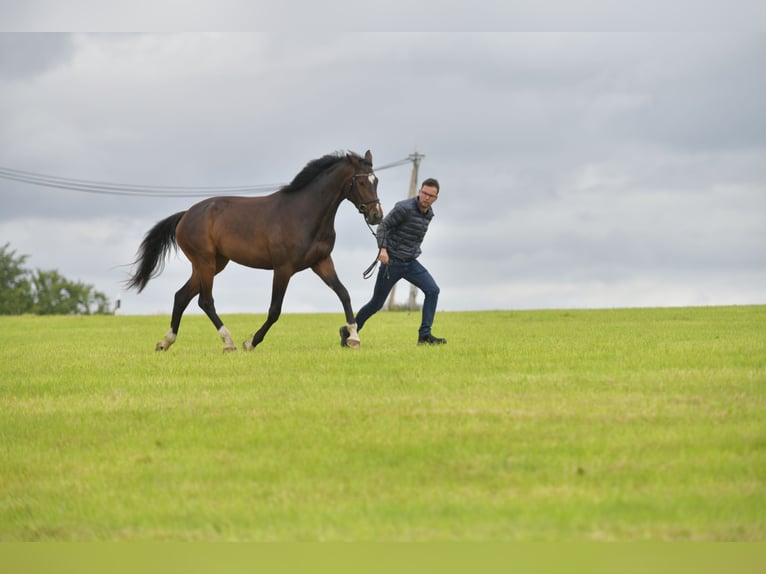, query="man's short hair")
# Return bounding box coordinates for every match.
[421,178,440,193]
